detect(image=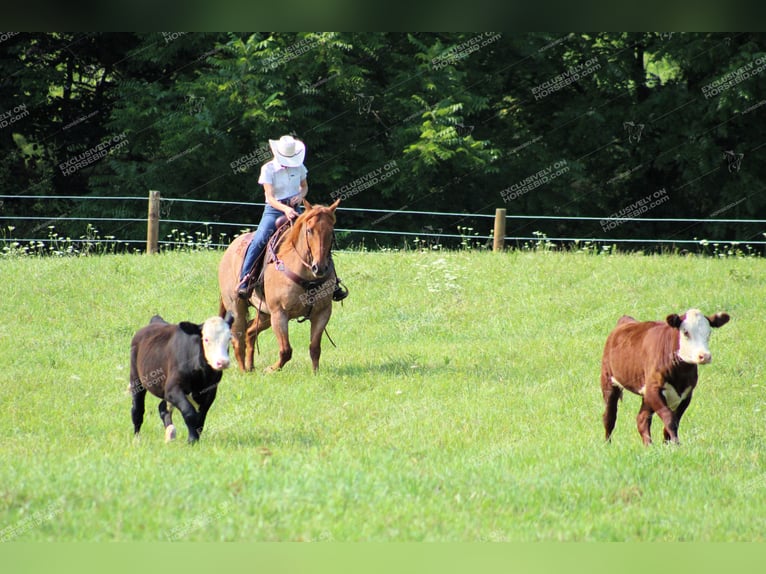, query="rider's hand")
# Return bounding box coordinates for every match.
[285,207,299,220]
